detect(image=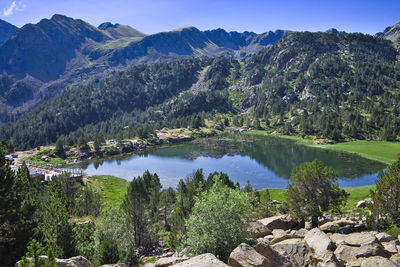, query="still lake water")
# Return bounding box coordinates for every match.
[75,134,385,189]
